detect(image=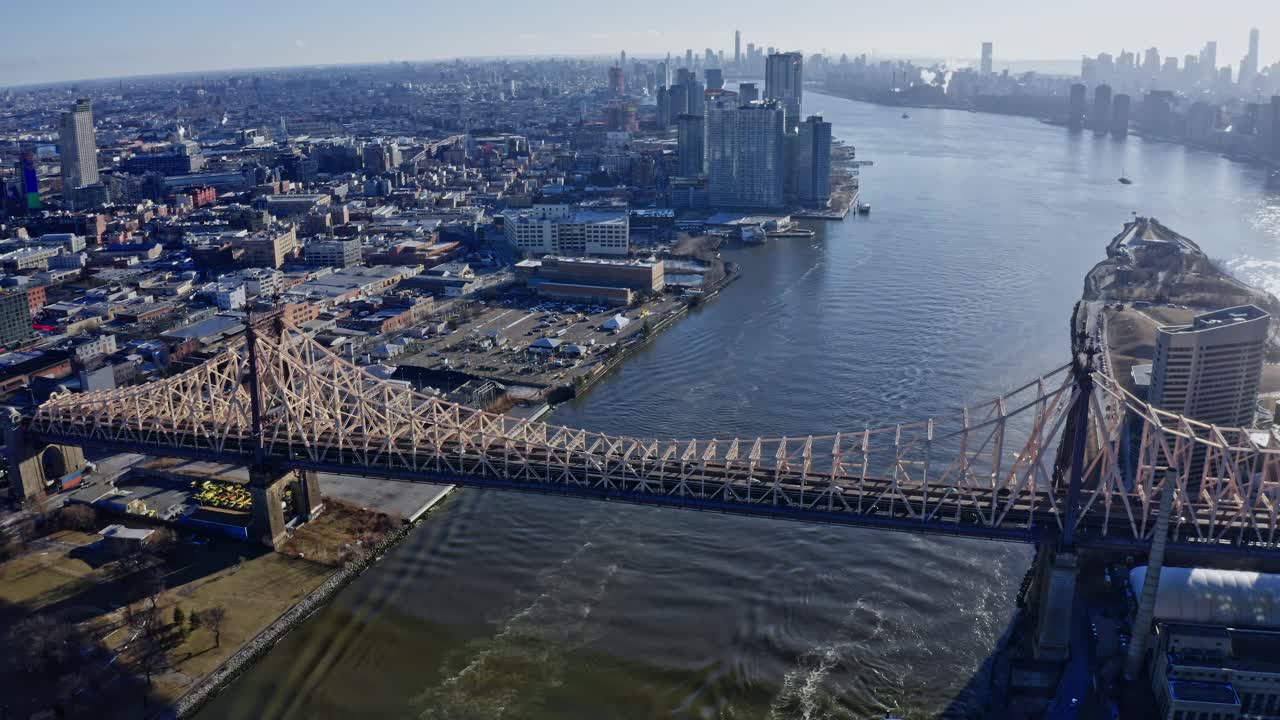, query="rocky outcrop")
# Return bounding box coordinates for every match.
[1083,217,1280,315]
